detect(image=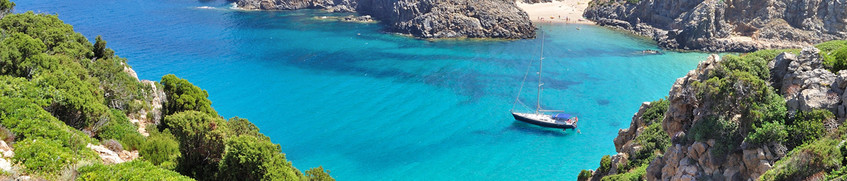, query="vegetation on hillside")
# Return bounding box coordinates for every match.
[818,40,847,72]
[0,0,333,180]
[581,42,847,180]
